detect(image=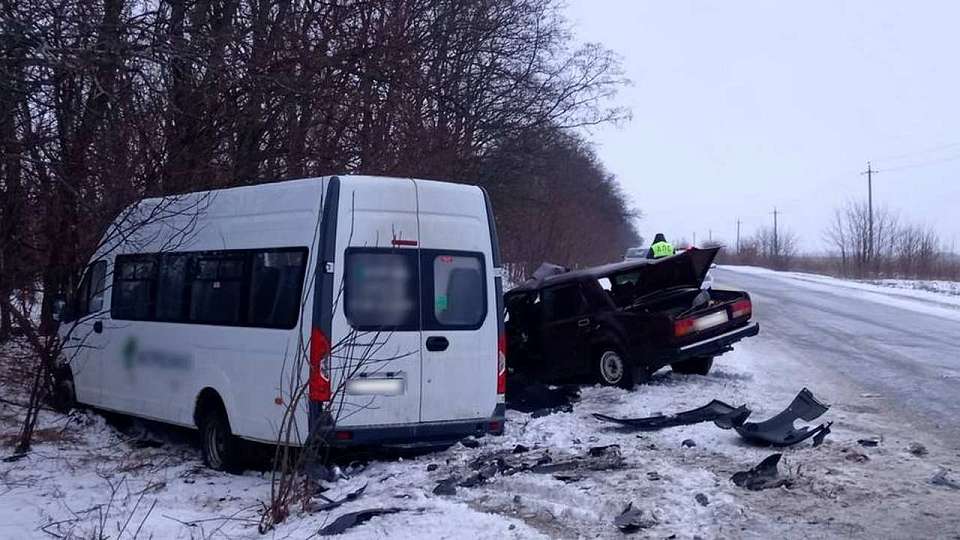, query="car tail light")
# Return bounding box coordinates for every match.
[497,334,507,394]
[731,299,752,319]
[334,430,352,441]
[674,318,695,338]
[309,327,331,402]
